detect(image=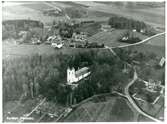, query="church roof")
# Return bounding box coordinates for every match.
[75,67,90,78]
